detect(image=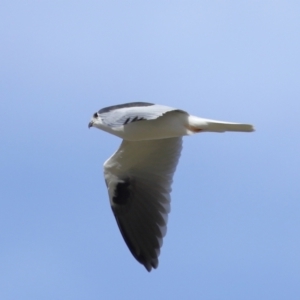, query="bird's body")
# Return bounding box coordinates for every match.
[90,102,253,141]
[89,102,254,271]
